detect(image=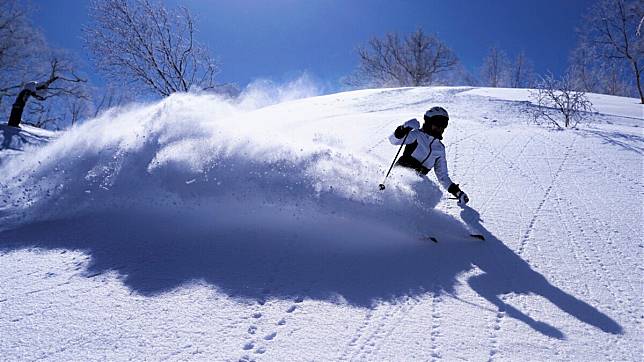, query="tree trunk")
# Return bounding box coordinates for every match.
[633,61,643,104]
